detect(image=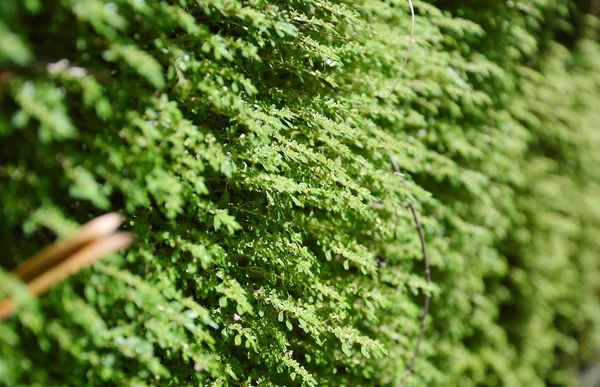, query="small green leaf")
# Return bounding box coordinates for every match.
[0,22,33,65]
[341,343,352,357]
[219,297,228,308]
[361,346,371,359]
